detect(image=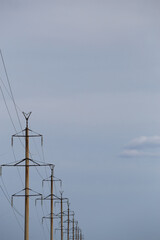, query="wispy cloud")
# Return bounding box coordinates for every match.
[120,136,160,158]
[127,136,160,149]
